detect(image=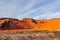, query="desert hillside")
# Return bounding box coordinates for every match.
[0,18,60,40]
[0,18,60,31]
